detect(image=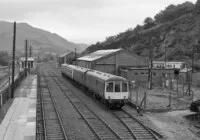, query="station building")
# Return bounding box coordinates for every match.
[20,57,35,72]
[76,48,148,75]
[153,61,187,69]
